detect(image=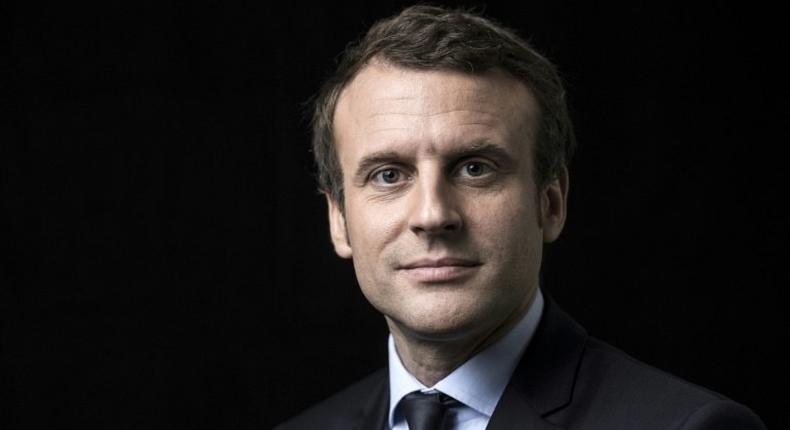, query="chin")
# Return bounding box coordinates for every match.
[389,297,494,342]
